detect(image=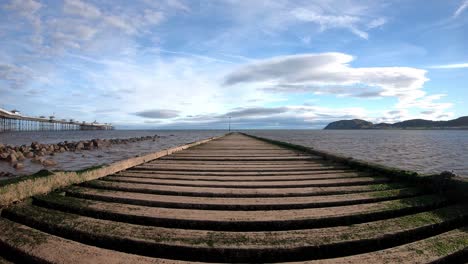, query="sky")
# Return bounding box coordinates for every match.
[0,0,467,129]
